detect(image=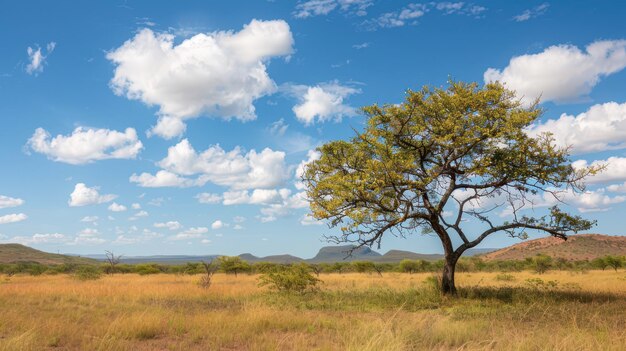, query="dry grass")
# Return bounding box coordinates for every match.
[0,271,625,350]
